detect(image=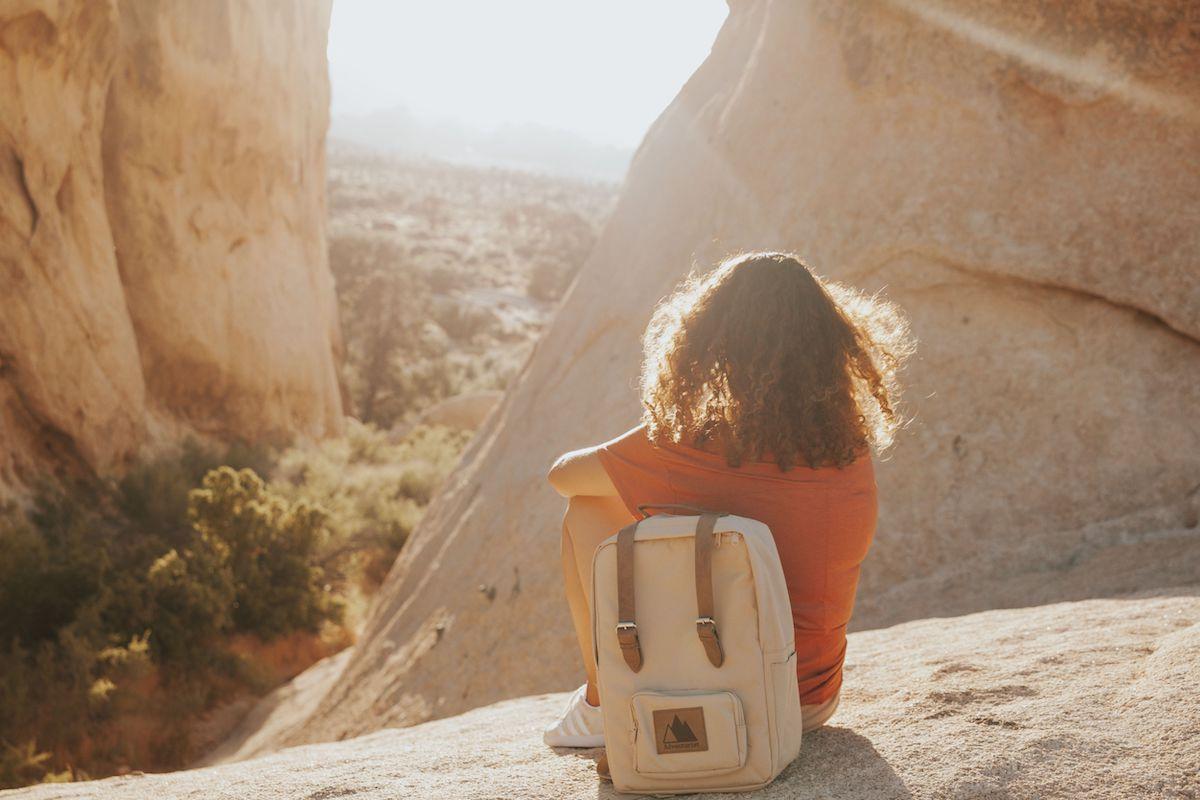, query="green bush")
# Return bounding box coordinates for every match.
[0,496,106,647]
[144,544,234,661]
[187,468,342,638]
[0,441,344,789]
[116,439,273,551]
[272,421,469,592]
[329,232,435,427]
[0,422,464,788]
